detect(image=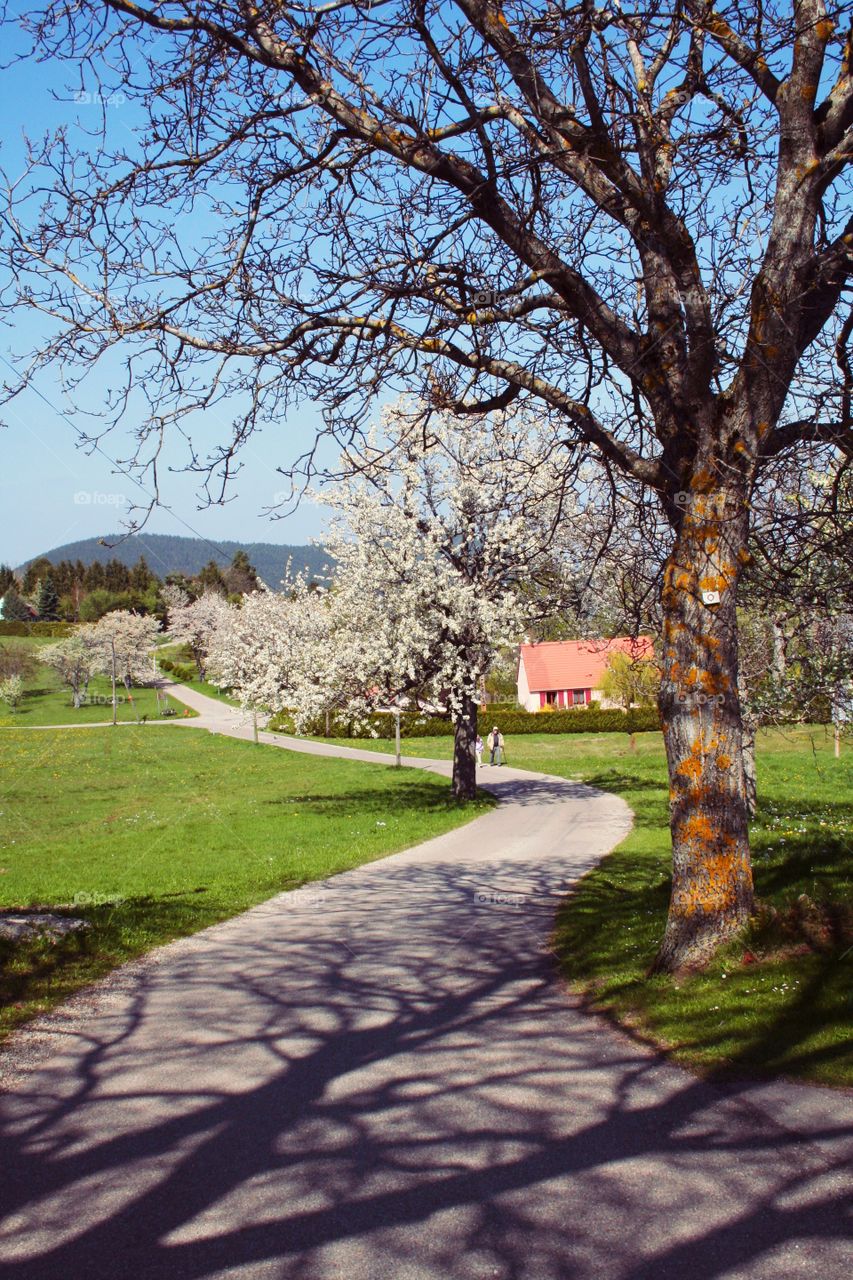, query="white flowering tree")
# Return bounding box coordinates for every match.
[283,402,576,799]
[165,589,230,679]
[41,628,102,708]
[207,583,331,714]
[0,674,24,712]
[91,611,161,693]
